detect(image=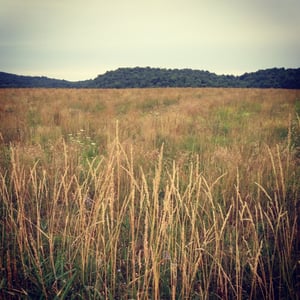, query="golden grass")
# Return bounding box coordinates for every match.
[0,88,300,299]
